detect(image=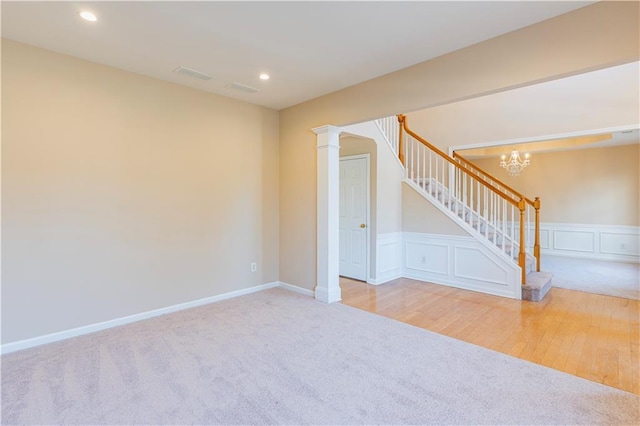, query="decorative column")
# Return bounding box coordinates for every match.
[313,125,342,303]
